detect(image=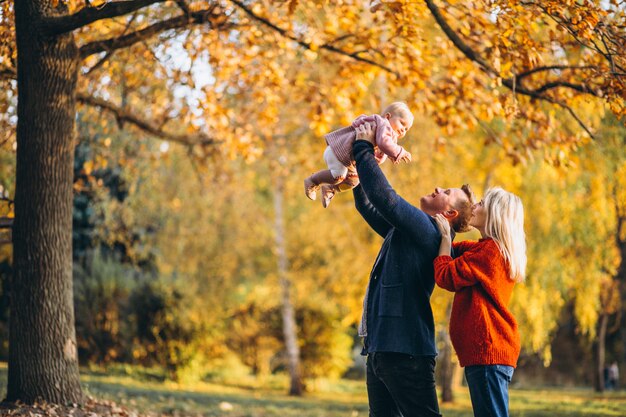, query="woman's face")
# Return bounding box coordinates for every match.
[469,199,487,229]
